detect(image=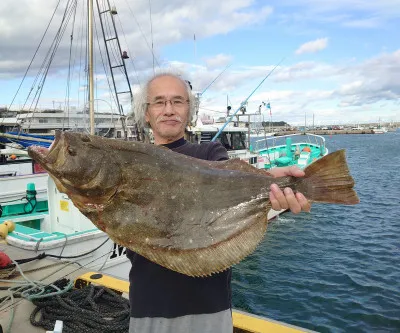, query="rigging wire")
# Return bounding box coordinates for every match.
[101,1,124,77]
[211,58,285,141]
[7,0,63,111]
[113,4,141,86]
[200,64,231,96]
[74,0,86,122]
[123,0,161,68]
[148,0,155,75]
[25,0,79,132]
[10,0,76,134]
[28,0,77,112]
[63,0,79,130]
[93,2,119,111]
